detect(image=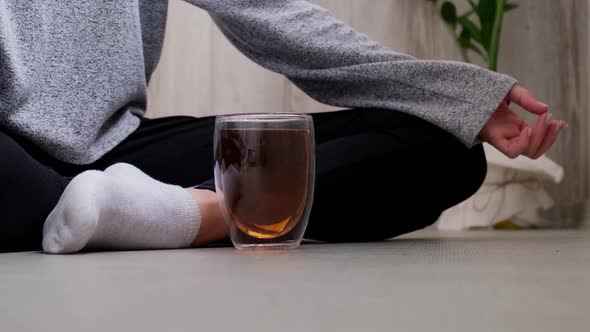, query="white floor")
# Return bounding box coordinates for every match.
[1,230,588,332]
